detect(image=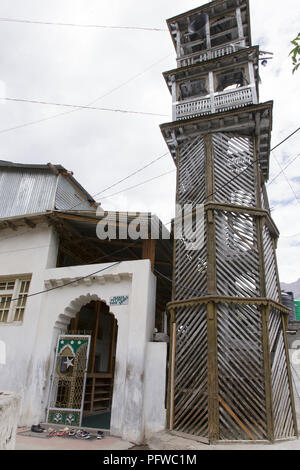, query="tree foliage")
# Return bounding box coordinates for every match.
[290,33,300,73]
